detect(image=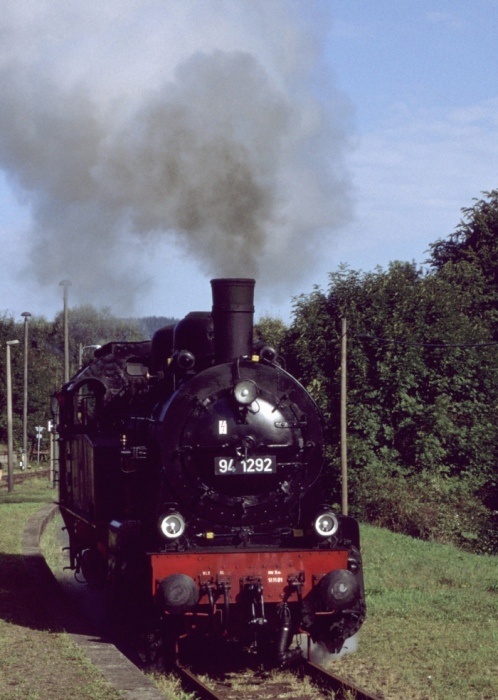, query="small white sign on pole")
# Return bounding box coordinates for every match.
[35,426,45,464]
